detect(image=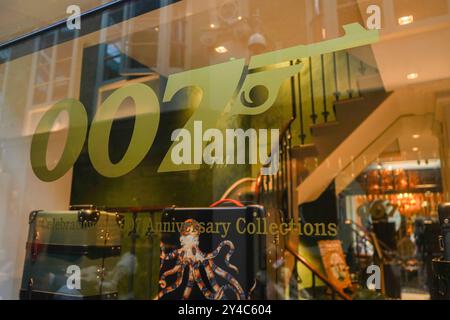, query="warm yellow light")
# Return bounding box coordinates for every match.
[412,134,420,139]
[215,46,228,53]
[407,73,419,80]
[398,15,414,25]
[412,147,419,152]
[154,27,159,32]
[237,16,242,21]
[210,23,216,29]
